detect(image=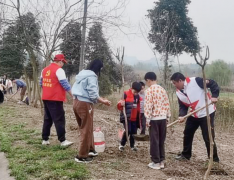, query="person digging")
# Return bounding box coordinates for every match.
[117,82,142,152]
[170,72,220,167]
[0,81,5,104]
[139,81,146,135]
[12,78,27,104]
